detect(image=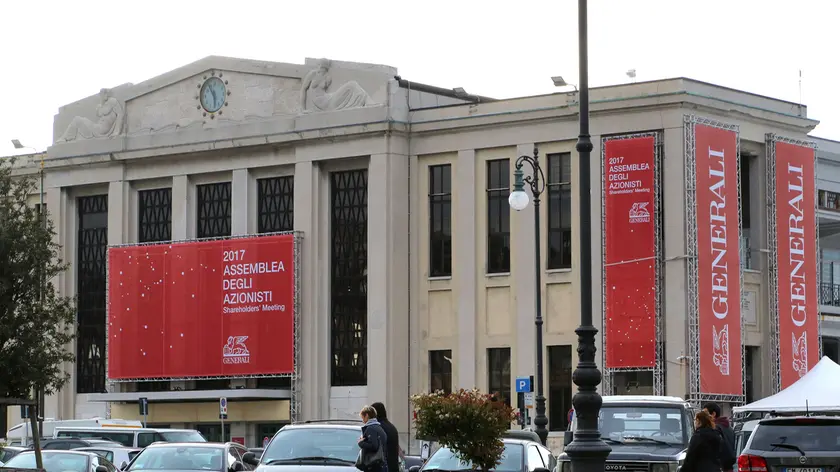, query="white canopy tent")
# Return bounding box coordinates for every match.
[734,356,840,413]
